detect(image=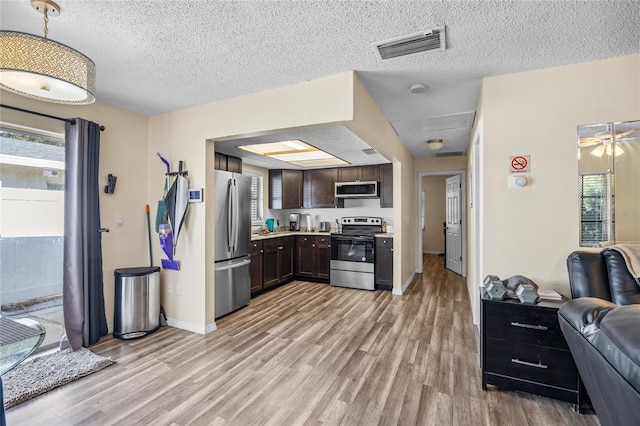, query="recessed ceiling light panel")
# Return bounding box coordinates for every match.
[238,139,348,168]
